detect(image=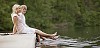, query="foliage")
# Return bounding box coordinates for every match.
[0,0,100,31]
